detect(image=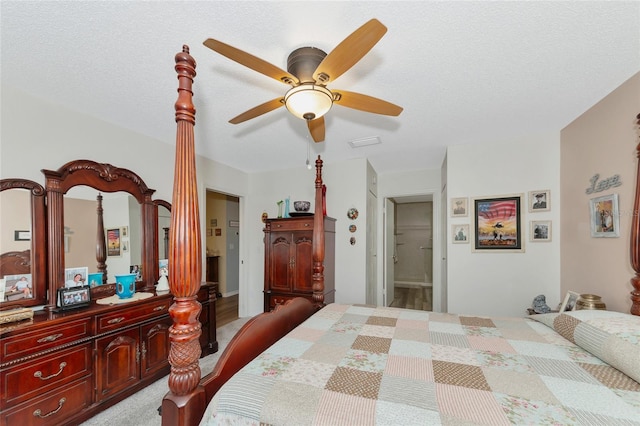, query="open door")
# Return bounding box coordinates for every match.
[384,198,395,306]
